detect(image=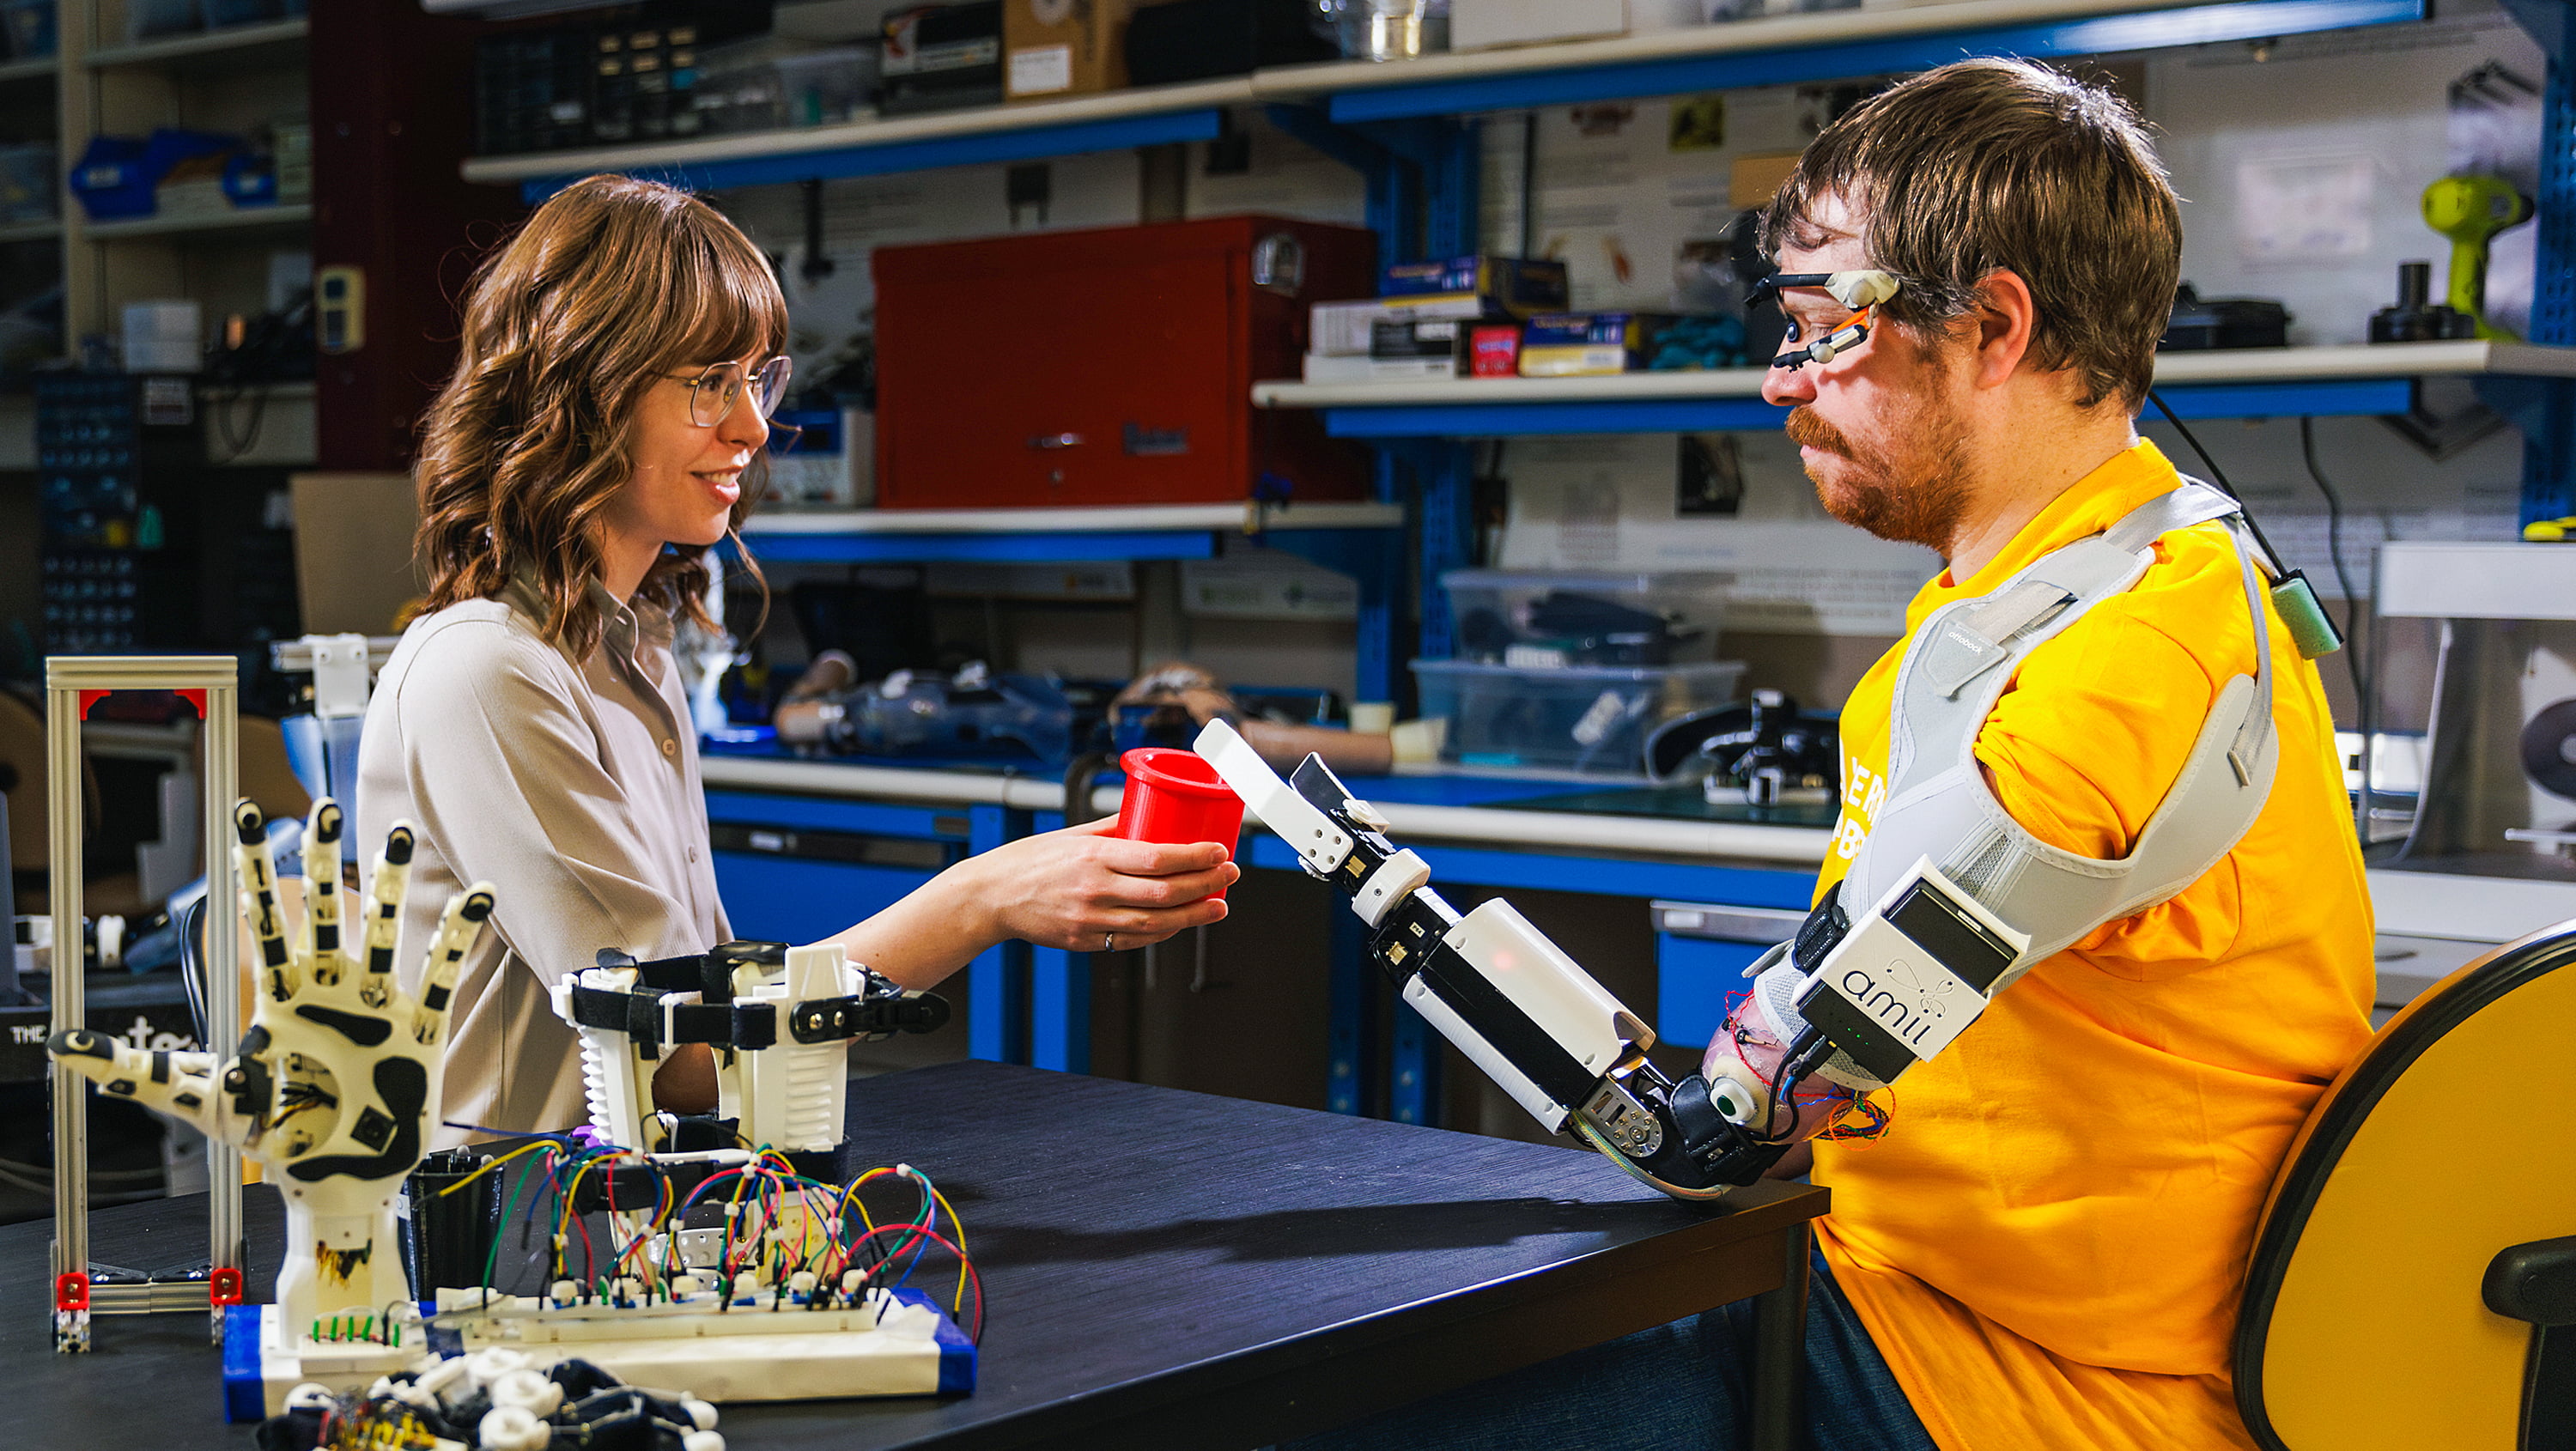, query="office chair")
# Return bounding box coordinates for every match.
[2236,917,2576,1450]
